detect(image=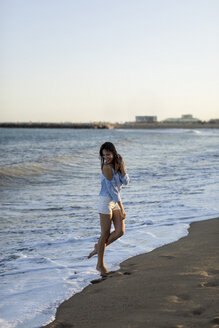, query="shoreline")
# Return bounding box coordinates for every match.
[43,217,219,328]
